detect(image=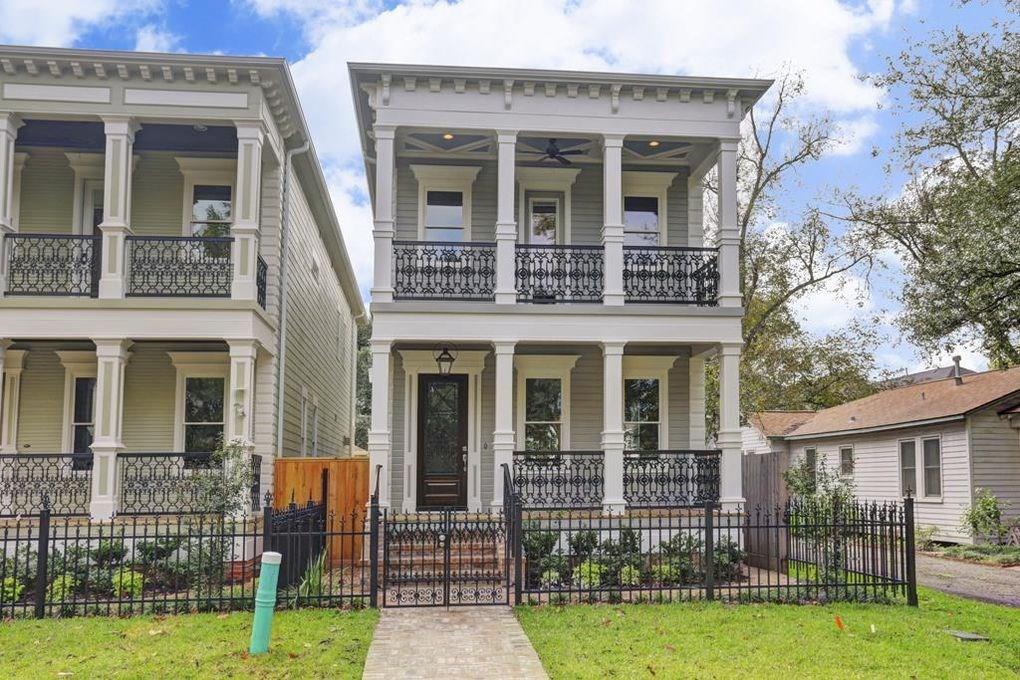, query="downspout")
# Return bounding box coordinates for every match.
[275,141,311,458]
